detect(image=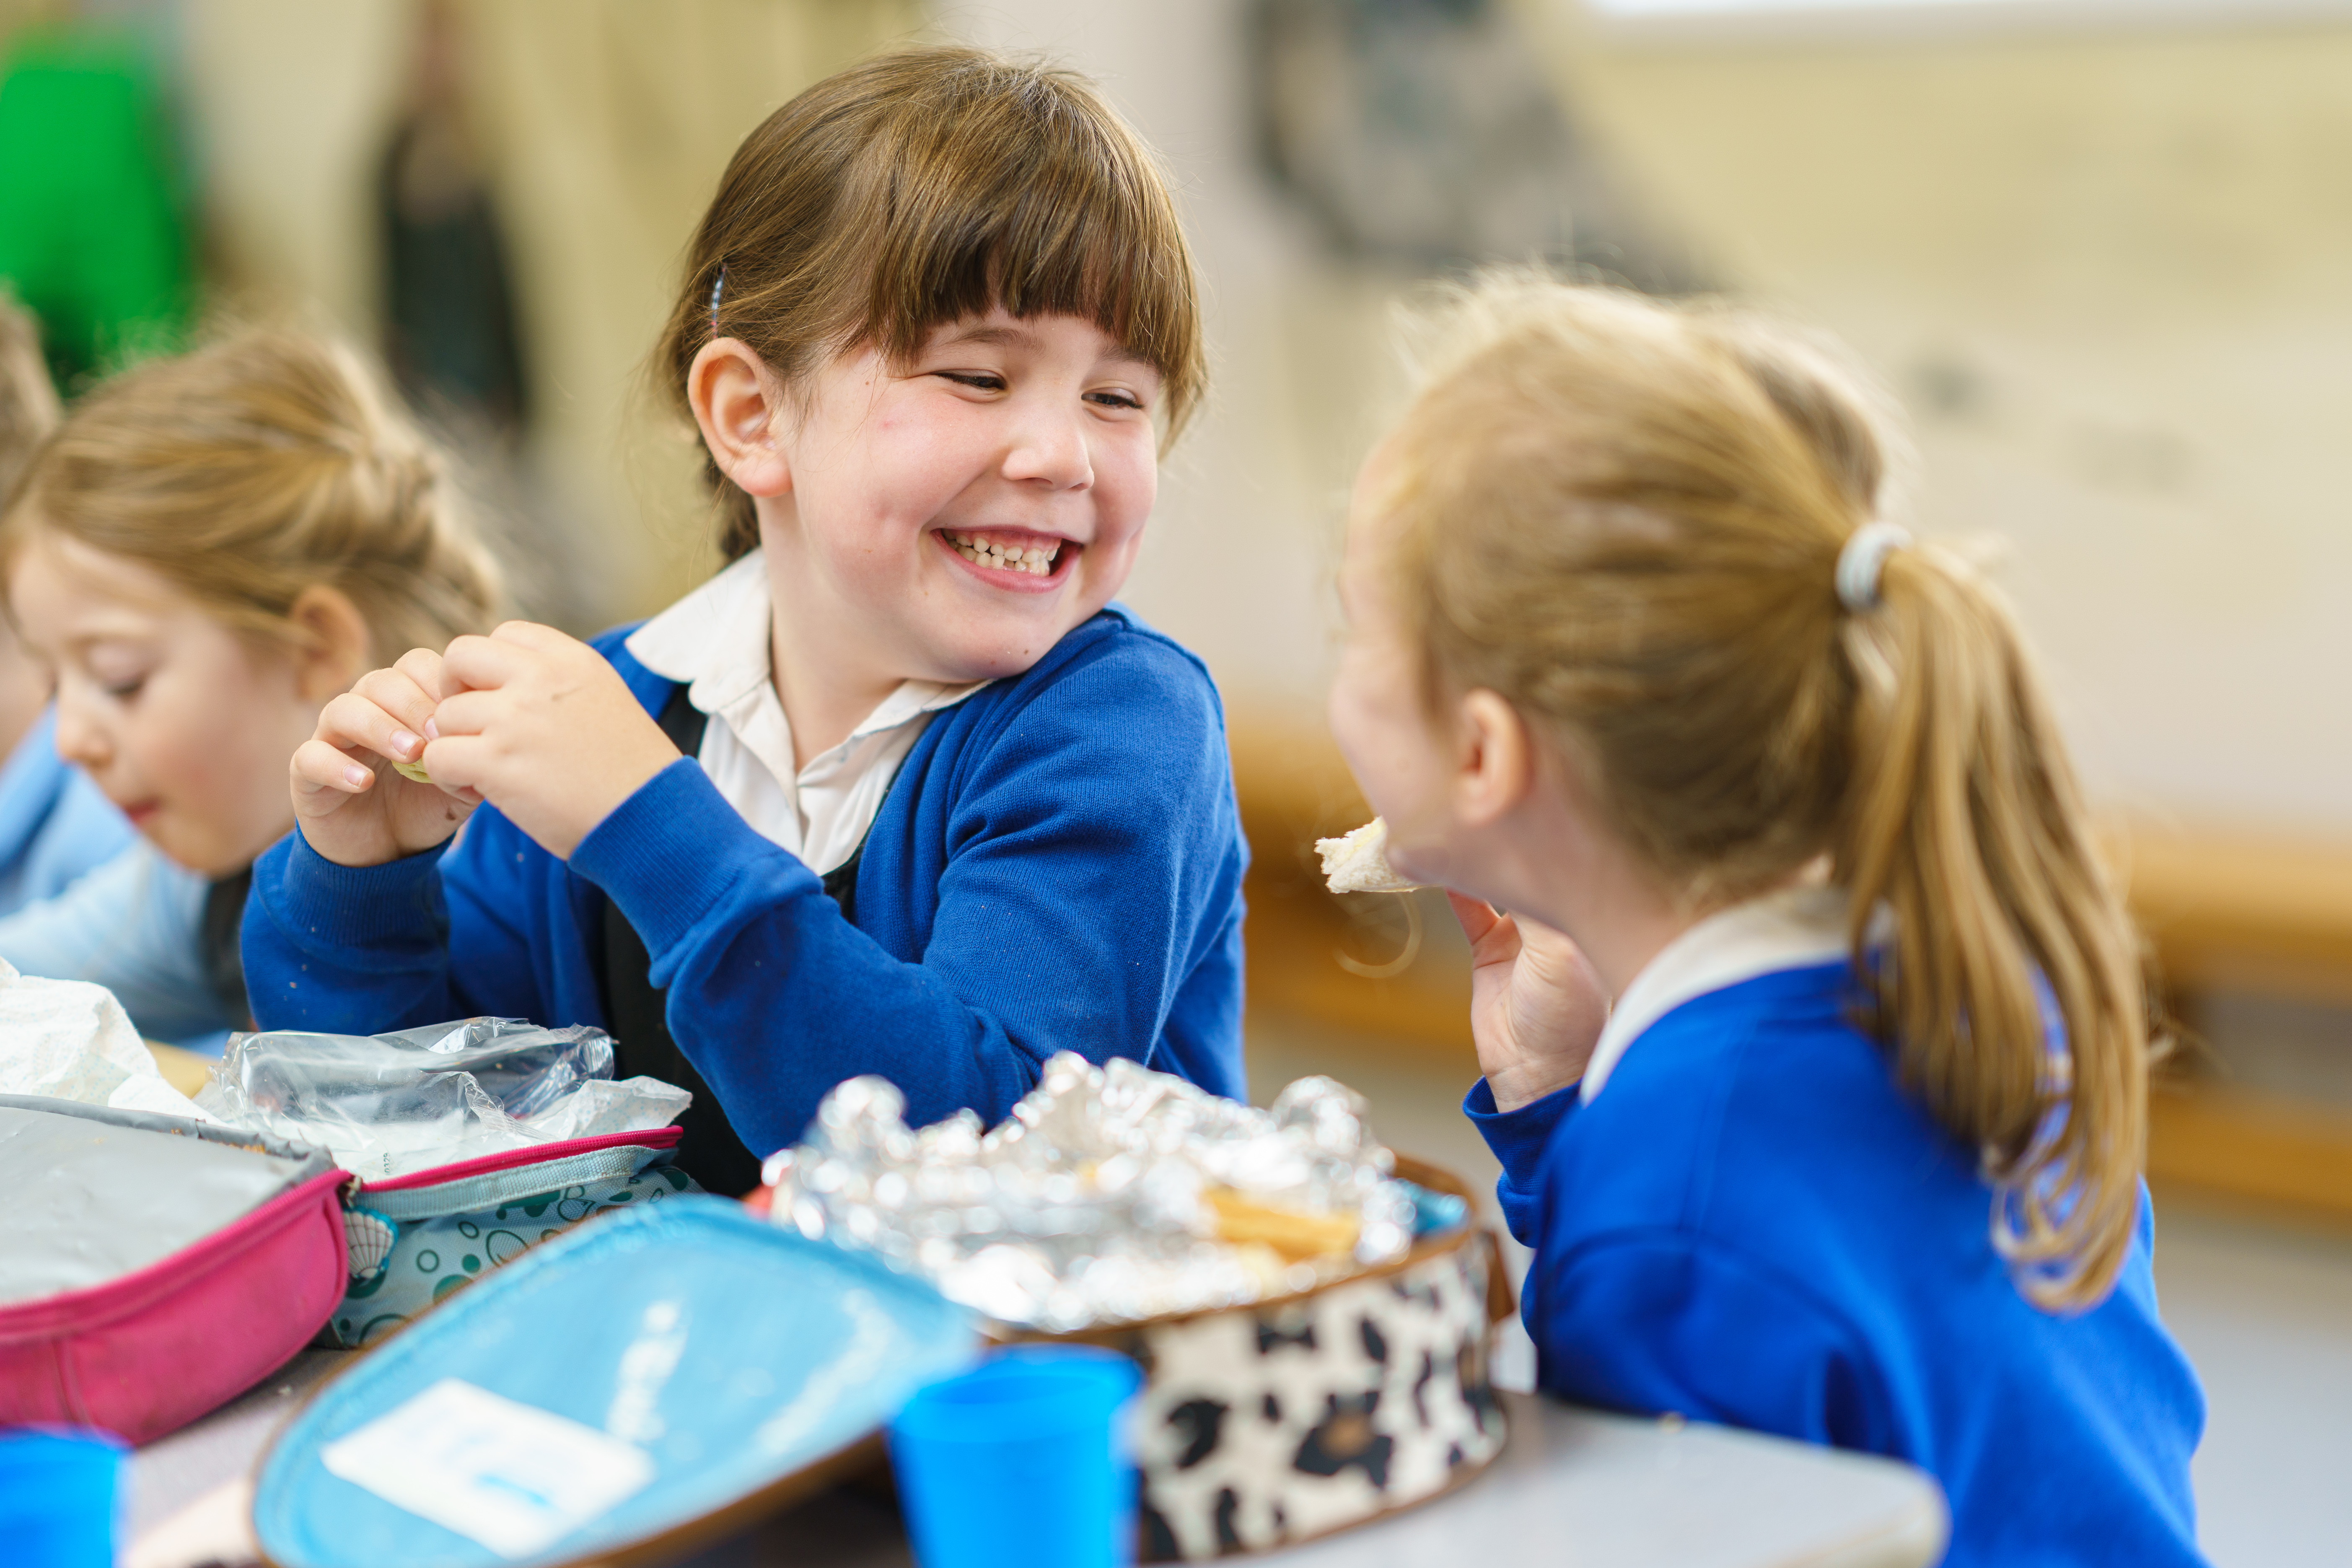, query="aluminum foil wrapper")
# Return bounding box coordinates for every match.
[764,1052,1419,1331]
